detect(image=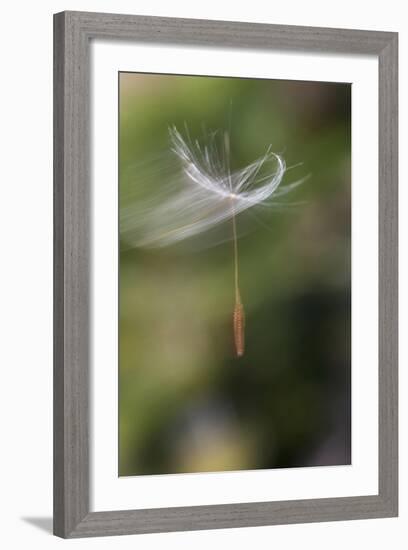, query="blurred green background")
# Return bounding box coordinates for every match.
[119,73,351,477]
